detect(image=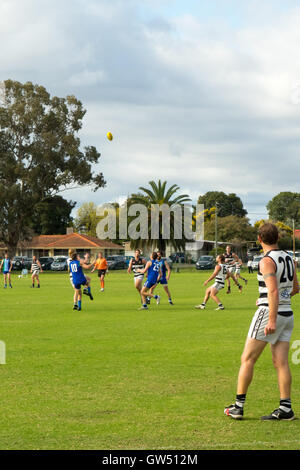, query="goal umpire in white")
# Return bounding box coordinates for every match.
[224,223,299,420]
